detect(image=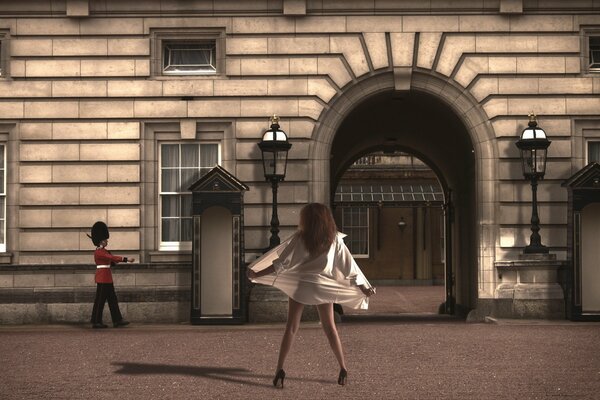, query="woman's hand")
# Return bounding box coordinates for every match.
[127,258,135,263]
[247,265,275,280]
[246,269,258,280]
[359,285,376,297]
